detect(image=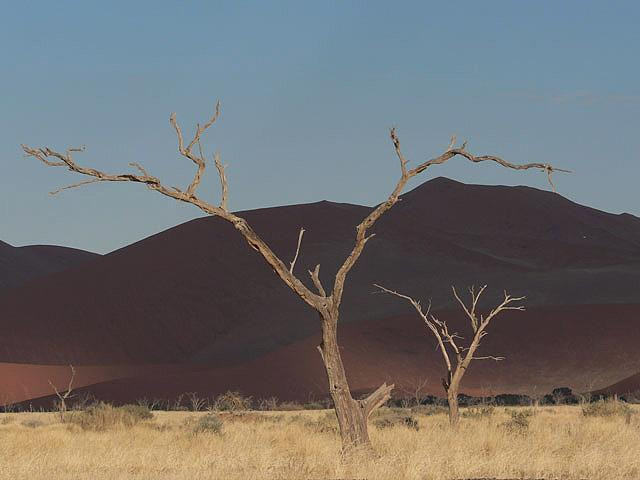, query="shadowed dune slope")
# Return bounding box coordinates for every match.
[1,178,639,404]
[0,241,99,291]
[9,303,640,406]
[594,372,640,397]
